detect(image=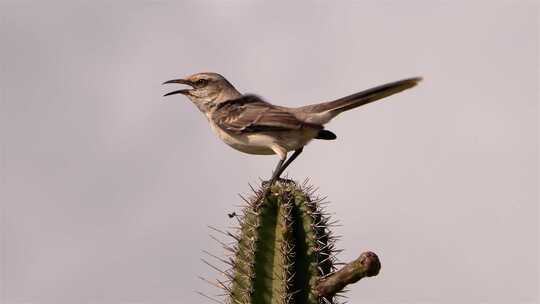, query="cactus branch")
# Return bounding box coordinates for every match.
[315,251,381,299]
